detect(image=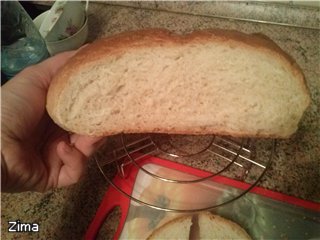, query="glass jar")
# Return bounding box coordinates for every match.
[1,1,49,79]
